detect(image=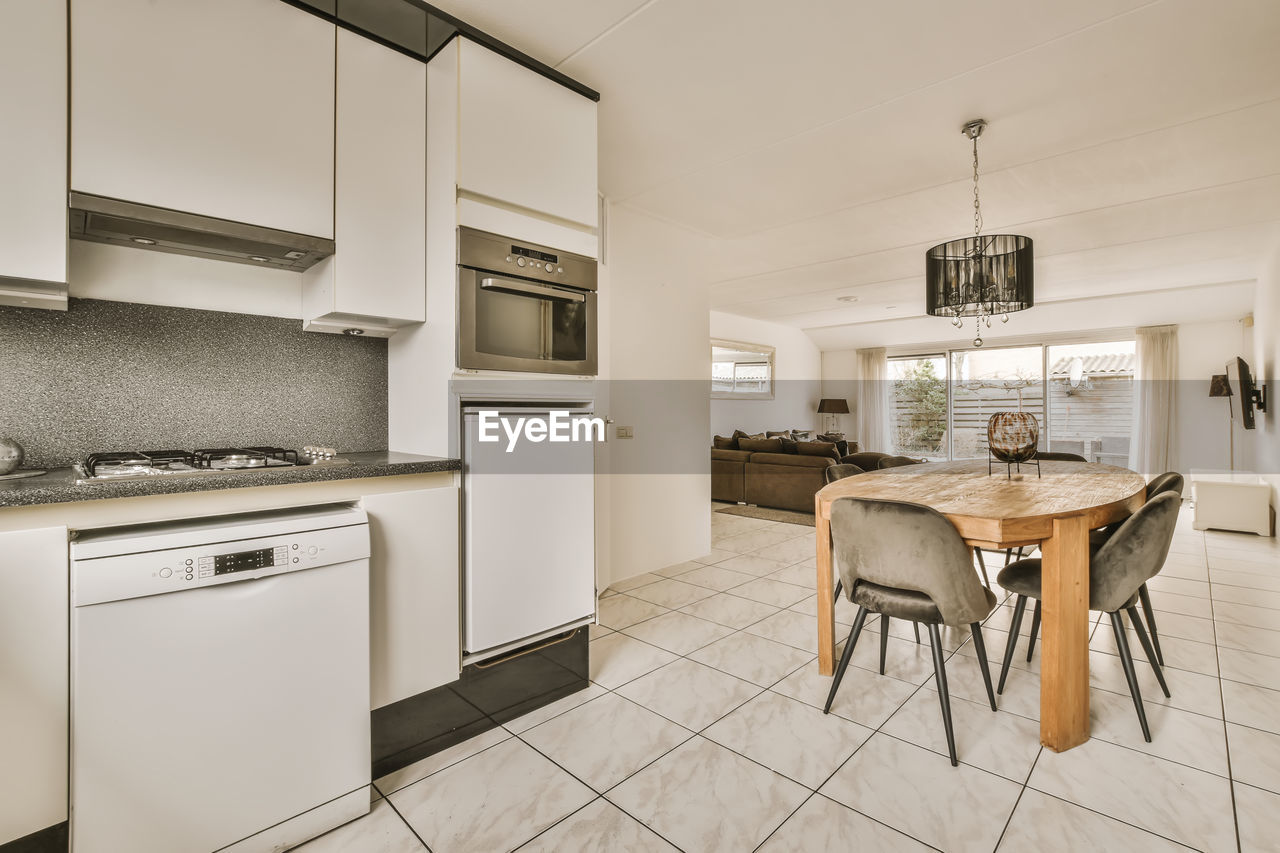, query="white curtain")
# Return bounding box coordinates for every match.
[1130,325,1178,476]
[855,347,890,452]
